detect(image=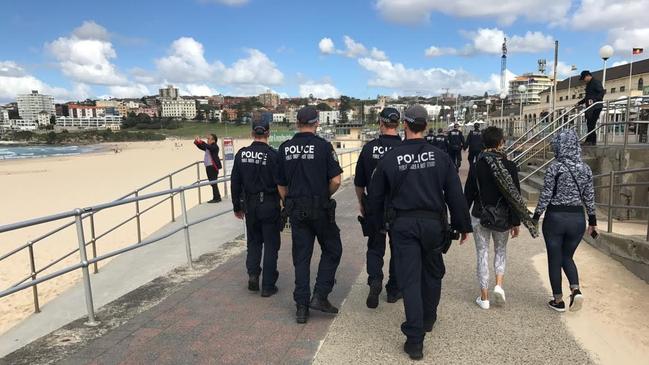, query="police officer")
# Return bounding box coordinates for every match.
[368,105,472,360]
[354,107,402,309]
[464,123,483,165]
[425,128,436,144]
[430,128,449,154]
[277,106,343,324]
[447,123,465,170]
[231,115,281,297]
[577,70,605,146]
